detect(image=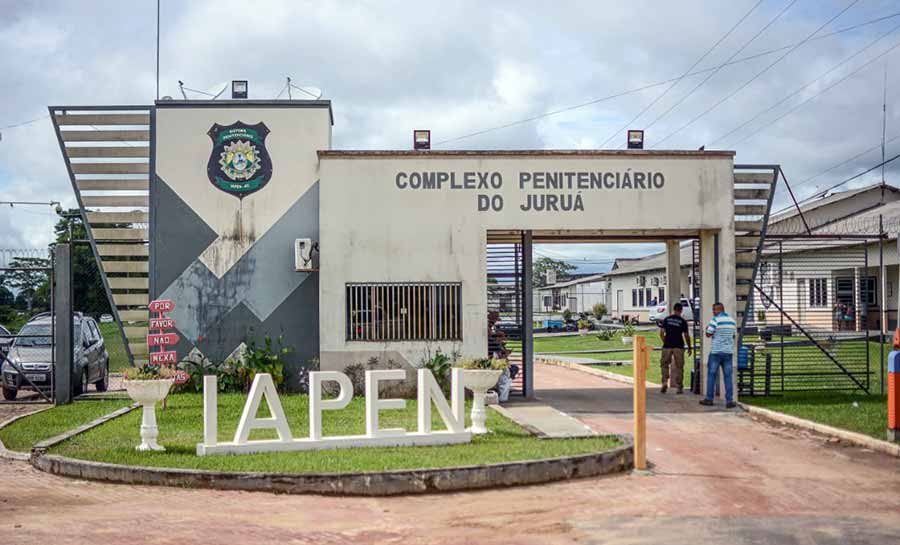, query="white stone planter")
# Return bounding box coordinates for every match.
[578,328,589,336]
[621,336,633,345]
[124,379,174,452]
[462,369,503,434]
